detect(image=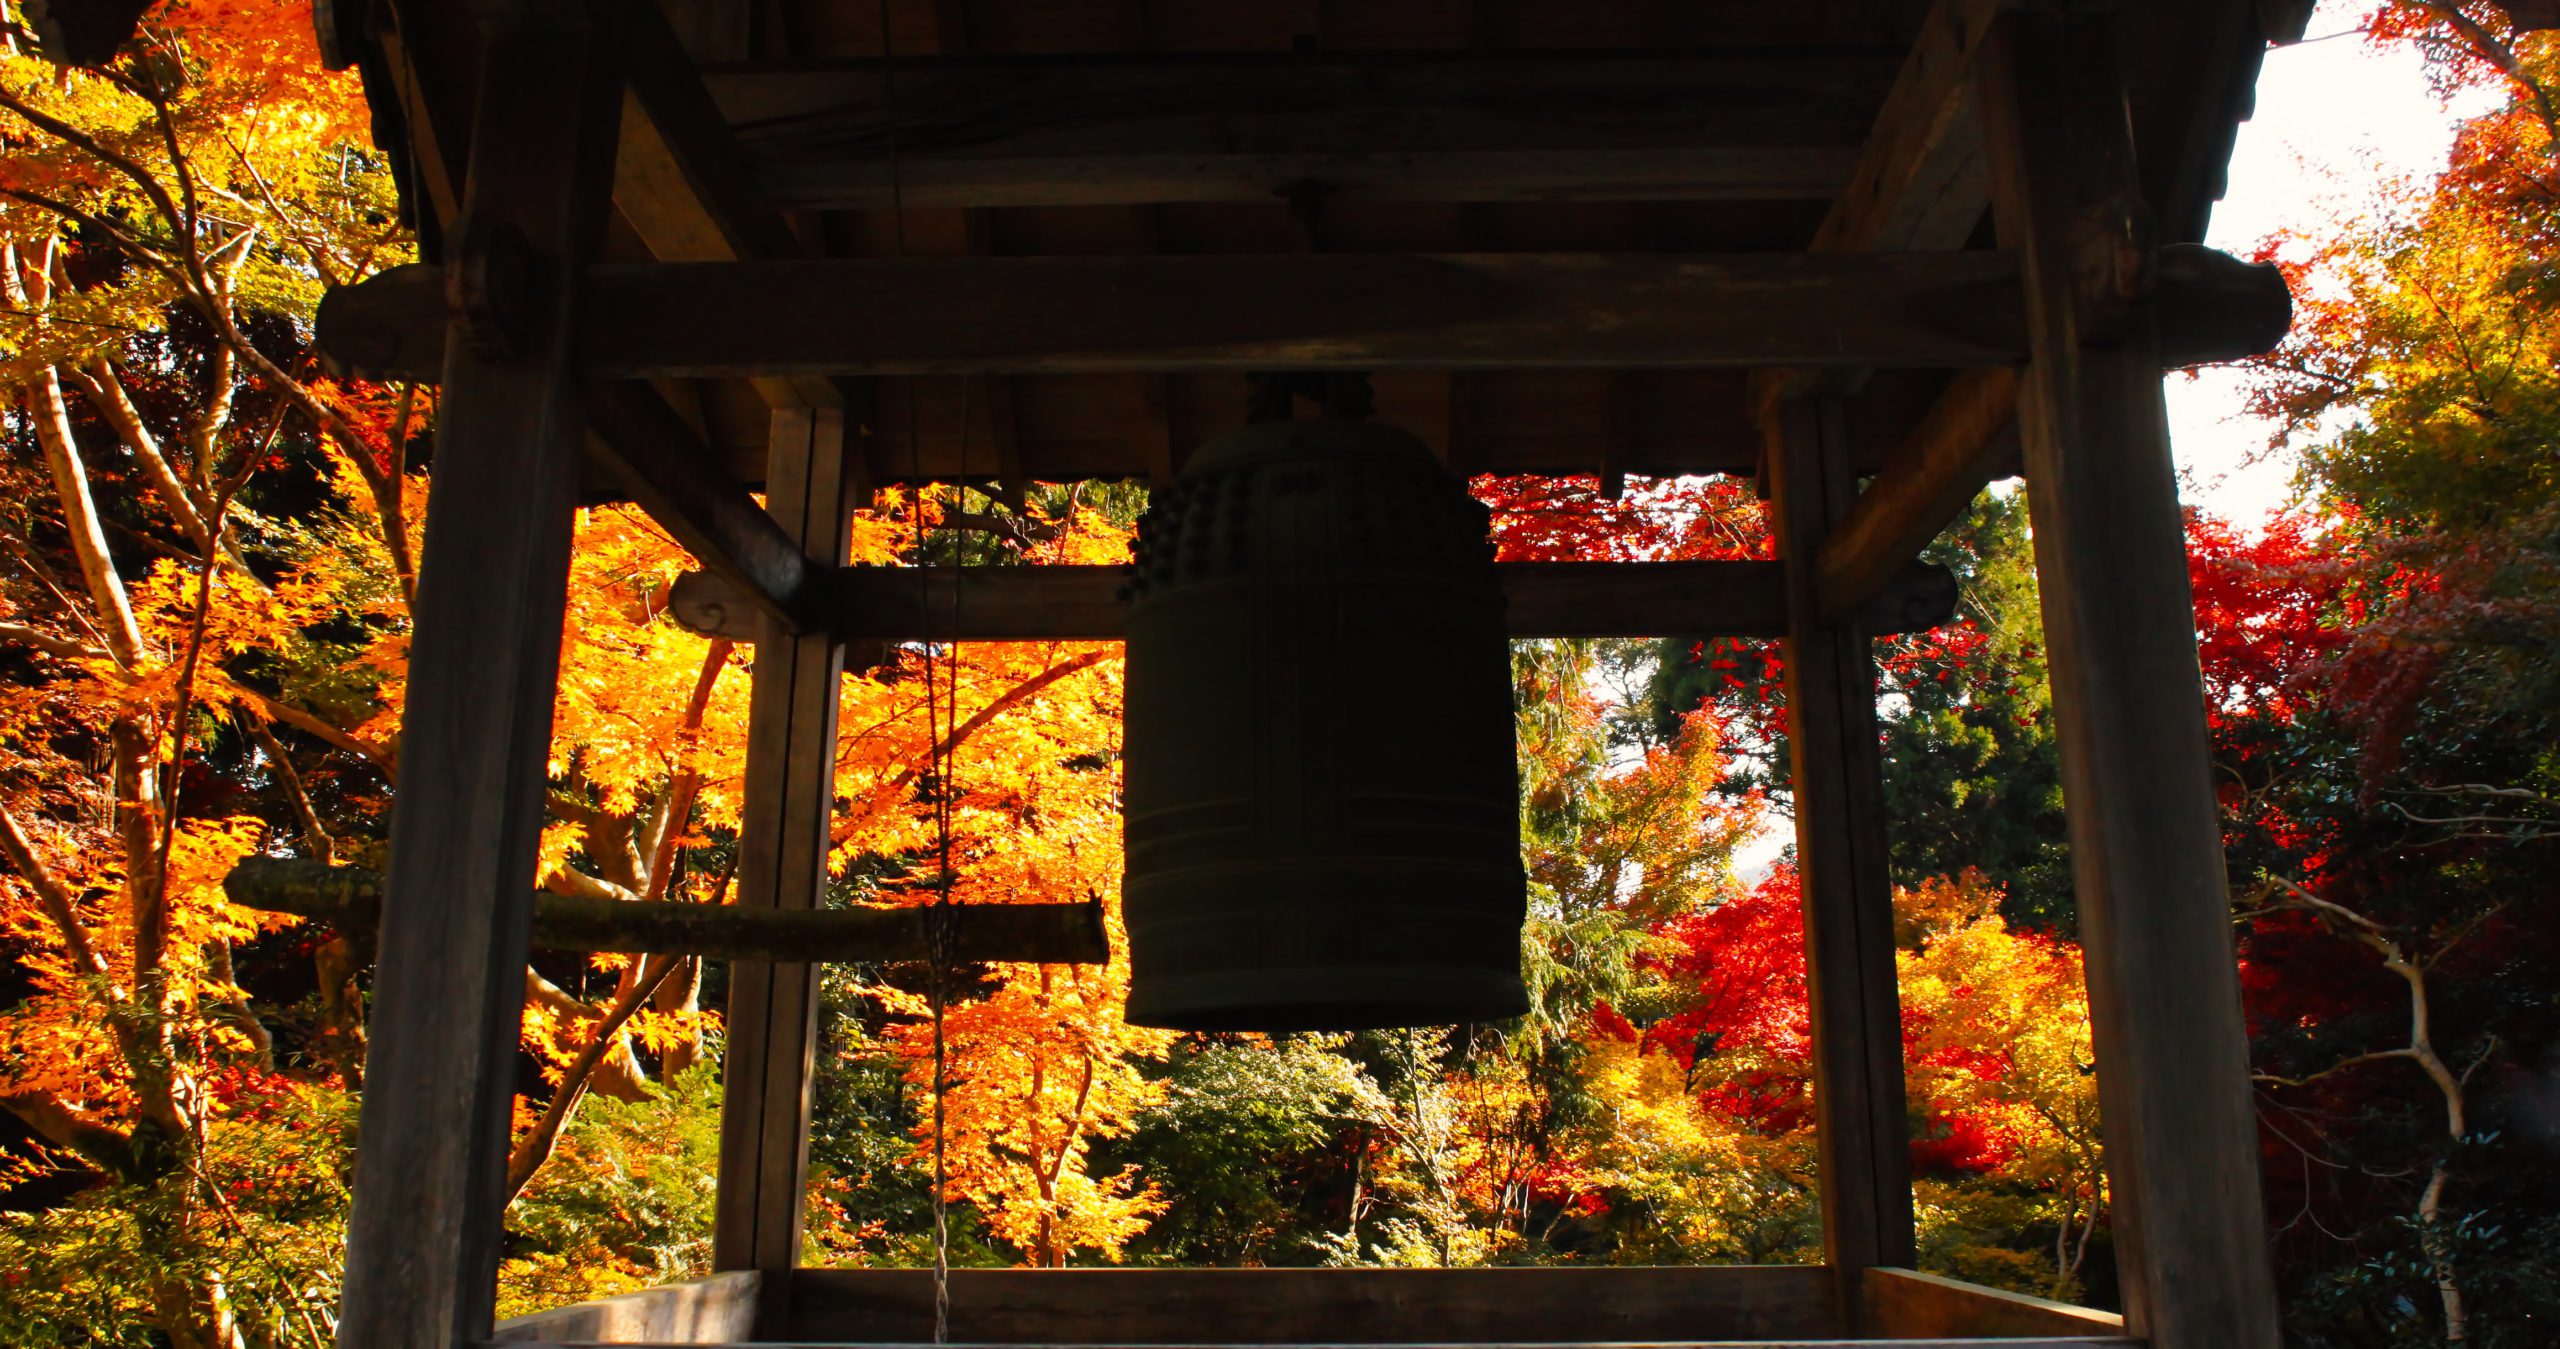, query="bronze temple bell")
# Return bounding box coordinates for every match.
[1120,377,1530,1032]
